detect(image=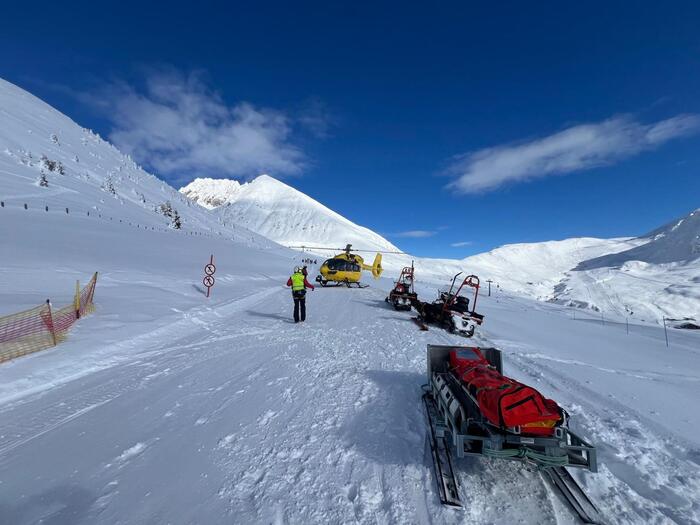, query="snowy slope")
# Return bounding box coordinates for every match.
[181,174,403,253]
[1,206,699,525]
[0,78,272,249]
[551,209,700,322]
[577,208,700,269]
[459,237,645,299]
